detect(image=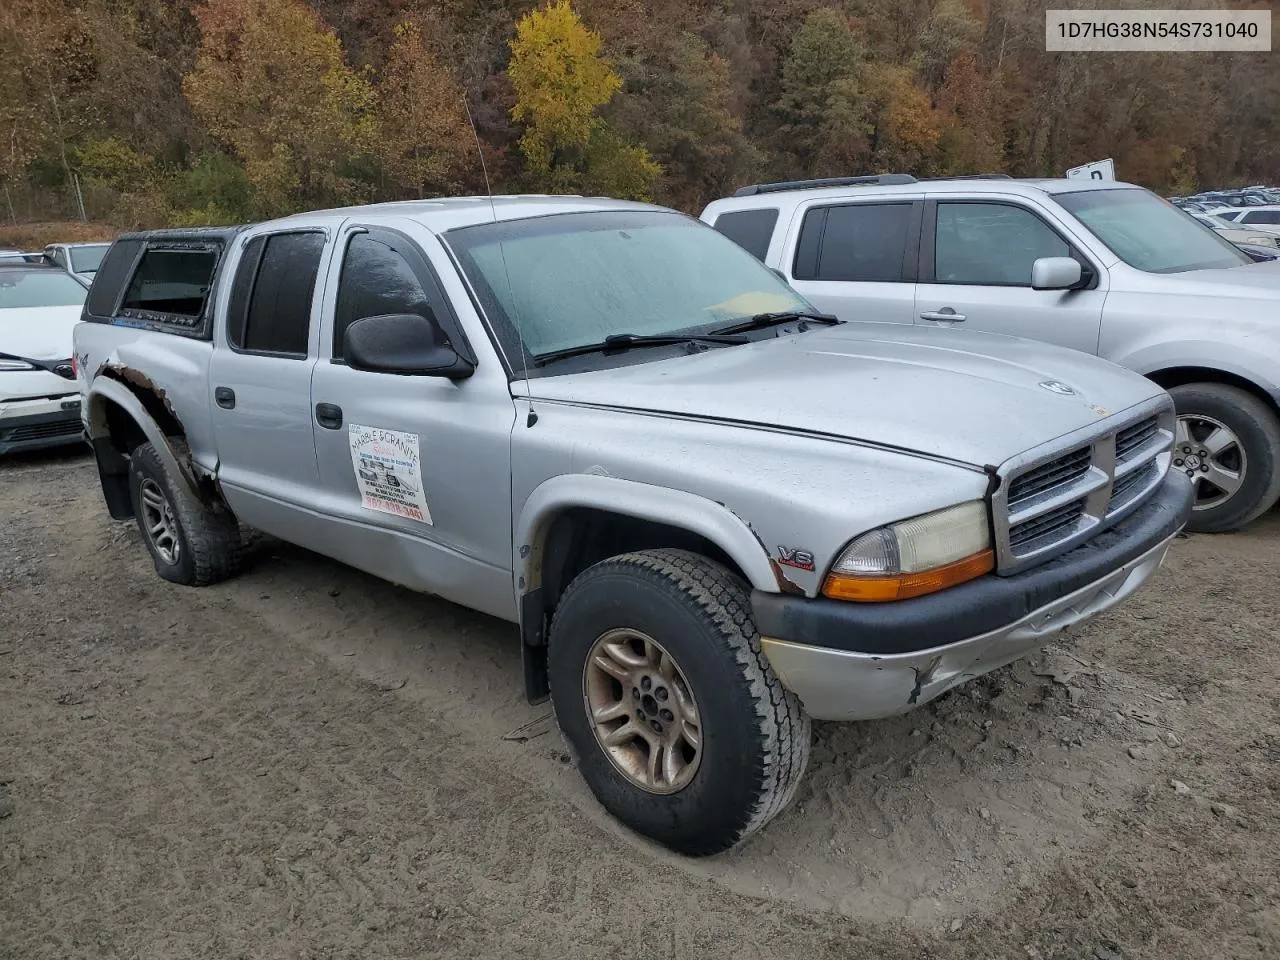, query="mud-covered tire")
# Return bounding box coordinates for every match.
[1169,383,1280,533]
[547,548,810,855]
[128,441,243,586]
